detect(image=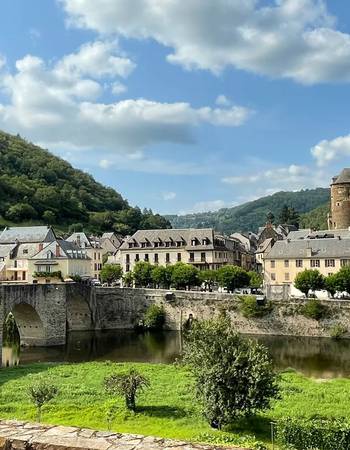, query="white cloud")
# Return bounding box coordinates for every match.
[311,134,350,166]
[61,0,350,84]
[216,95,231,107]
[0,49,252,154]
[29,28,41,41]
[111,81,127,95]
[162,192,176,201]
[0,54,6,70]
